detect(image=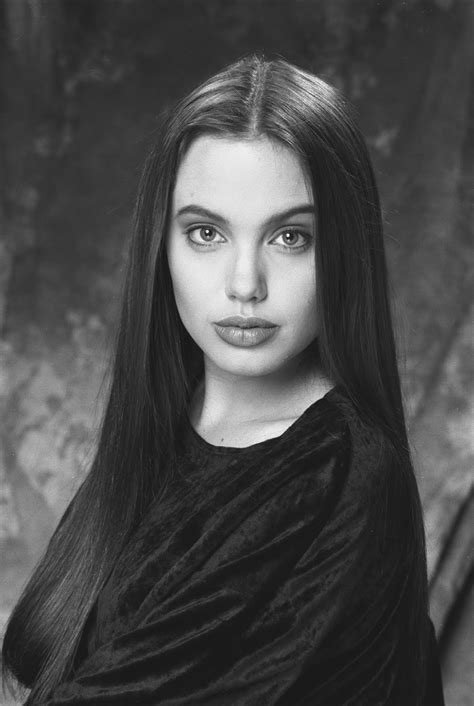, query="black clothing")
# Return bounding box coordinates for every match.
[31,387,445,704]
